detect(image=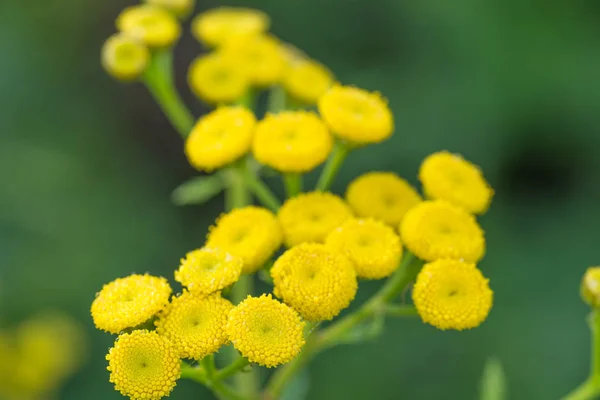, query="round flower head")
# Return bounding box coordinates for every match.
[101,33,149,81]
[346,172,422,226]
[175,248,242,296]
[282,59,334,104]
[206,206,282,273]
[185,107,256,171]
[326,219,402,280]
[188,53,250,105]
[106,330,180,400]
[155,292,233,359]
[144,0,195,17]
[400,200,485,263]
[318,85,394,145]
[419,151,494,214]
[192,7,270,47]
[117,5,181,48]
[581,267,600,308]
[91,274,171,334]
[226,294,304,367]
[252,111,333,173]
[271,243,358,321]
[413,259,493,330]
[277,192,353,247]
